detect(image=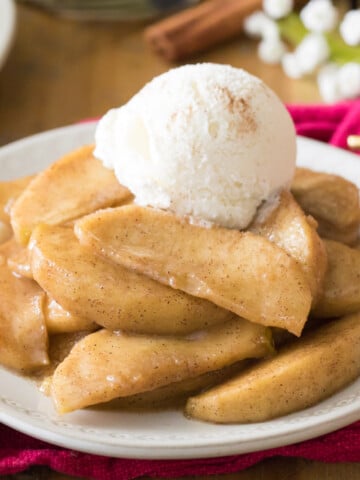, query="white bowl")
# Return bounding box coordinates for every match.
[0,0,16,70]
